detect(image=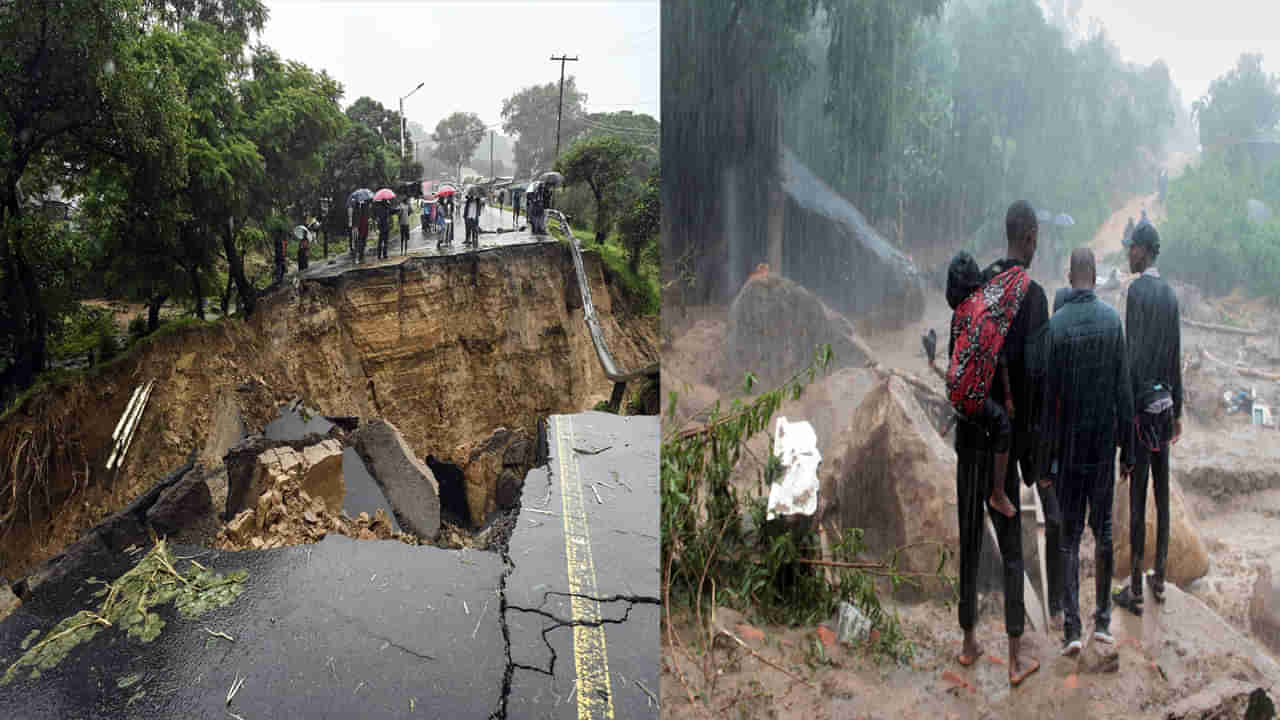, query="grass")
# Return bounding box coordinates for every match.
[1,316,223,422]
[570,226,660,316]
